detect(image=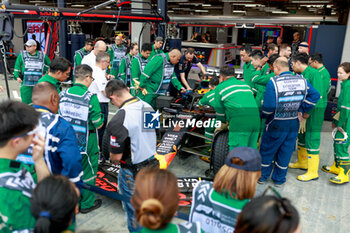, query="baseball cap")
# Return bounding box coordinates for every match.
[25,39,37,47]
[225,147,261,172]
[155,36,164,42]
